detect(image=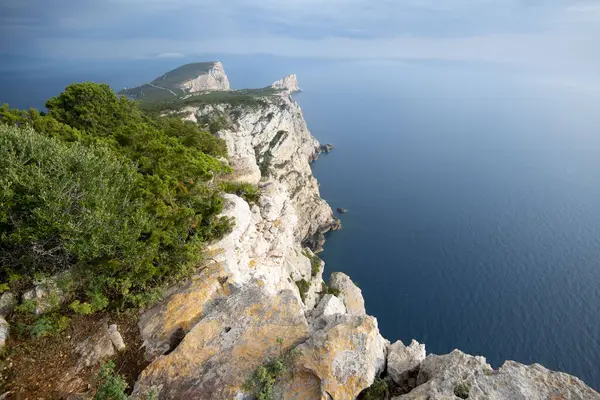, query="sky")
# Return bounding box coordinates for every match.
[1,0,600,77]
